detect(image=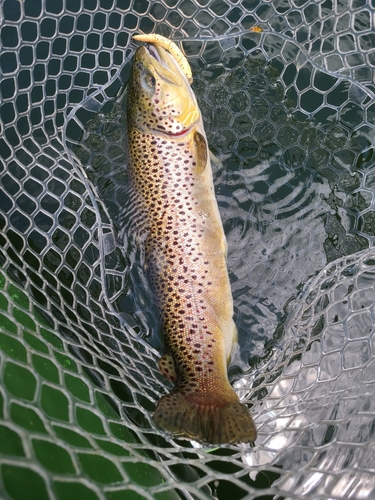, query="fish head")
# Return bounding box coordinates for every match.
[128,43,200,136]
